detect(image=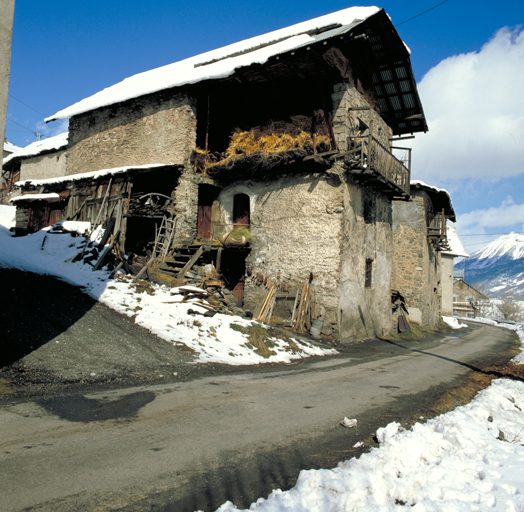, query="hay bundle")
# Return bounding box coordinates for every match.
[194,111,332,174]
[226,112,331,157]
